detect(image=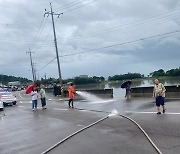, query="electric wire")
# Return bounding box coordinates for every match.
[53,0,88,12]
[33,17,60,52]
[62,0,98,14]
[56,11,180,42]
[30,16,49,50]
[36,28,180,72]
[59,29,180,57]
